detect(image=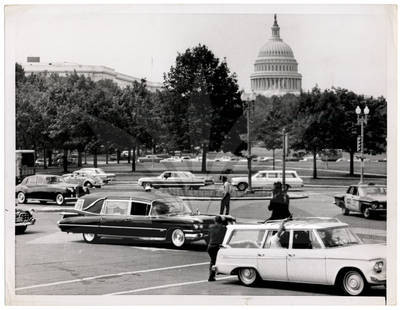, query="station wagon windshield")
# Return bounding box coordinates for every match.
[316,227,362,248]
[151,199,192,216]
